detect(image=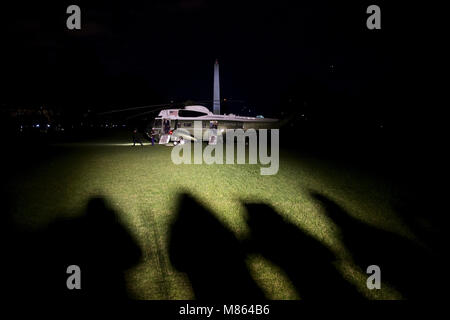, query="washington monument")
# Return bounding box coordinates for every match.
[213,59,220,115]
